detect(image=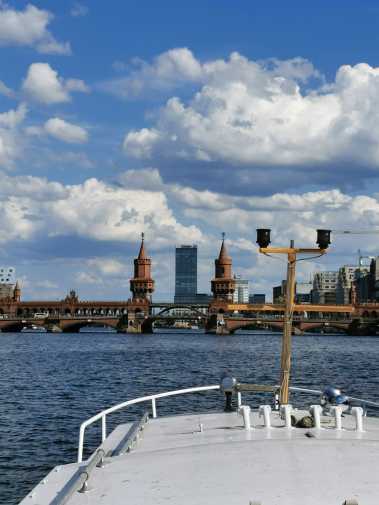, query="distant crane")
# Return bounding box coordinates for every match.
[331,229,379,265]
